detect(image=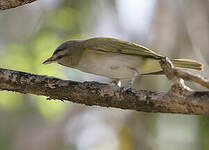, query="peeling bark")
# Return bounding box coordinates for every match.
[0,67,209,115]
[0,0,37,10]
